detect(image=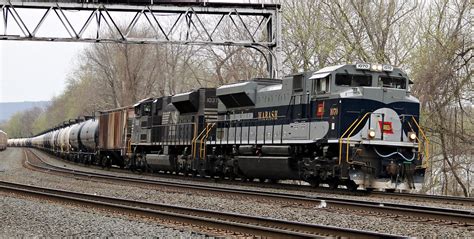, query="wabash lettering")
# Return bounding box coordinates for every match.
[258,110,278,120]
